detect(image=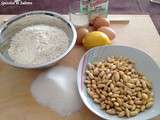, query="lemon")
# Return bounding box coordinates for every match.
[82,31,111,49]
